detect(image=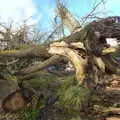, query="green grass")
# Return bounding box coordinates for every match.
[19,108,39,120]
[112,49,120,57]
[57,76,90,113]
